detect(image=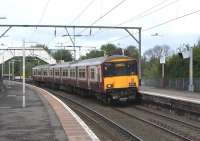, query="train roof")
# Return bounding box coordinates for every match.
[50,61,71,68]
[32,64,54,69]
[32,55,136,69]
[70,55,135,67]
